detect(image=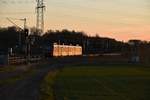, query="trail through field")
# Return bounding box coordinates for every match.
[1,57,150,100]
[0,57,87,100]
[0,64,57,100]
